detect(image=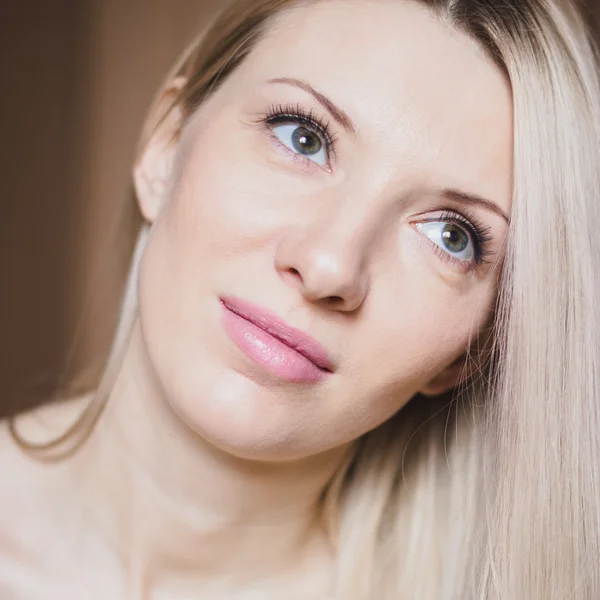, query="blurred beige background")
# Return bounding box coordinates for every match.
[1,1,599,417]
